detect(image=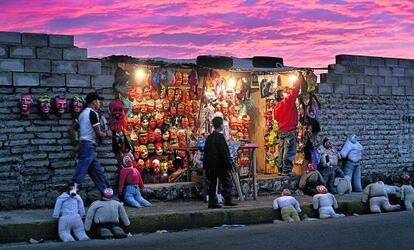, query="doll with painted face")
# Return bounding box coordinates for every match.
[38,94,52,118]
[340,134,363,192]
[313,185,345,219]
[20,94,33,117]
[299,164,326,196]
[362,181,401,213]
[53,182,89,242]
[72,95,85,117]
[109,100,128,132]
[318,137,344,193]
[400,174,414,210]
[118,152,152,208]
[272,189,302,223]
[55,95,67,116]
